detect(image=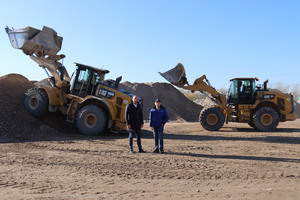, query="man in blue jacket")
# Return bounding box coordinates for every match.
[149,99,169,154]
